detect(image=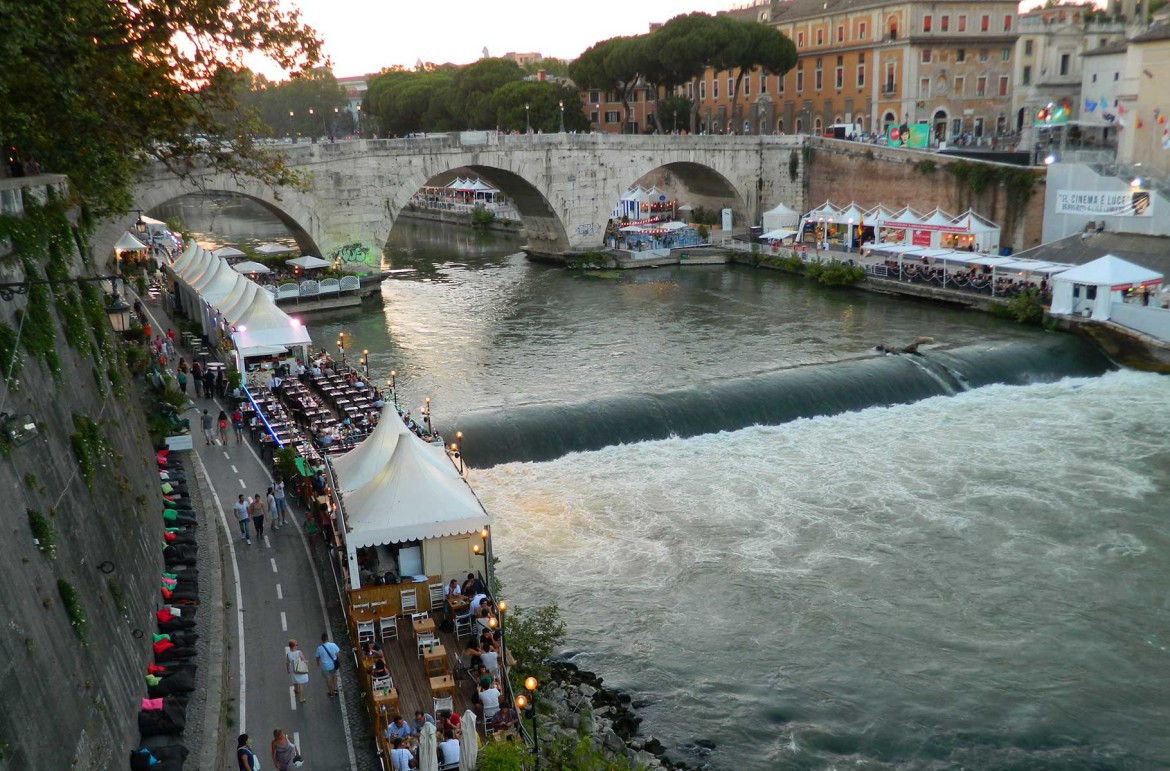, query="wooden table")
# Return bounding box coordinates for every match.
[413,617,436,638]
[372,686,399,716]
[429,675,455,698]
[446,595,470,616]
[422,644,448,677]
